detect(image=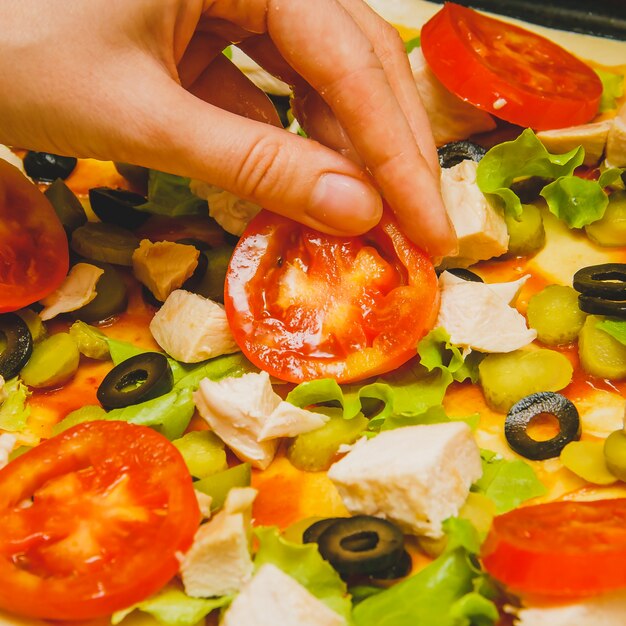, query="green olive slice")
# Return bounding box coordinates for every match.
[505,392,580,460]
[573,263,626,301]
[71,222,139,266]
[316,515,405,576]
[72,263,128,323]
[0,314,33,379]
[96,352,173,410]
